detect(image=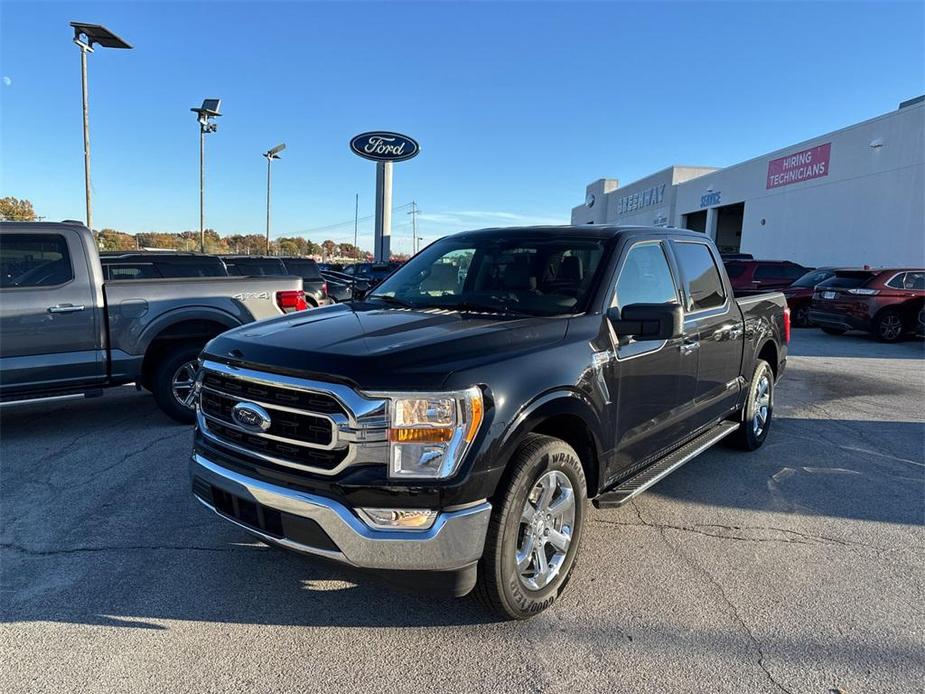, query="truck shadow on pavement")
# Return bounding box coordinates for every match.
[1,390,922,630]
